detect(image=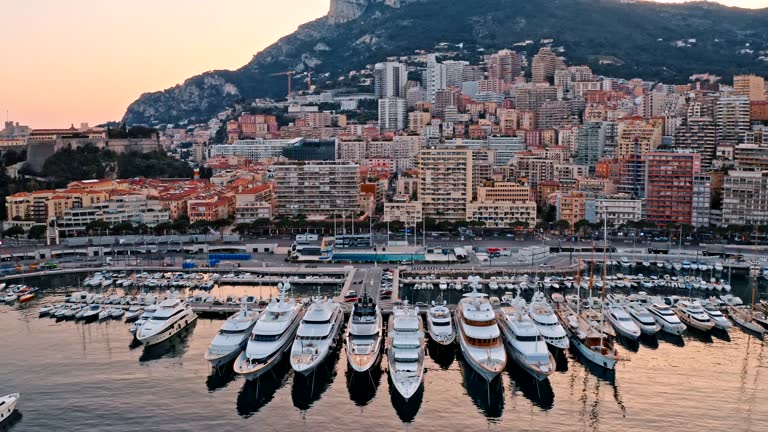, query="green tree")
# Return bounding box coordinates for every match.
[2,225,25,239]
[111,222,134,235]
[28,225,48,240]
[85,220,111,235]
[554,220,571,231]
